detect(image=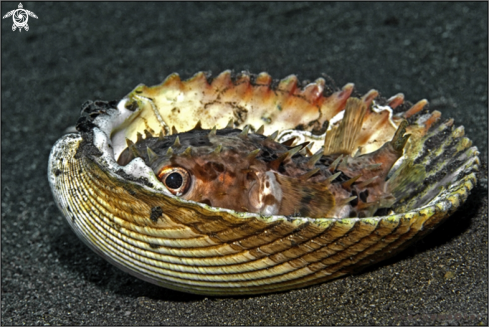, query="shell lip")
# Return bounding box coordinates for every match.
[189,69,338,96]
[76,99,119,131]
[74,99,119,158]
